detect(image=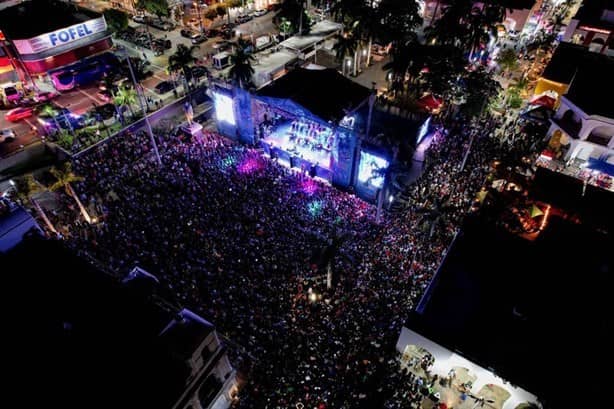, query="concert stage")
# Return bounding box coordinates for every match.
[261,121,333,166]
